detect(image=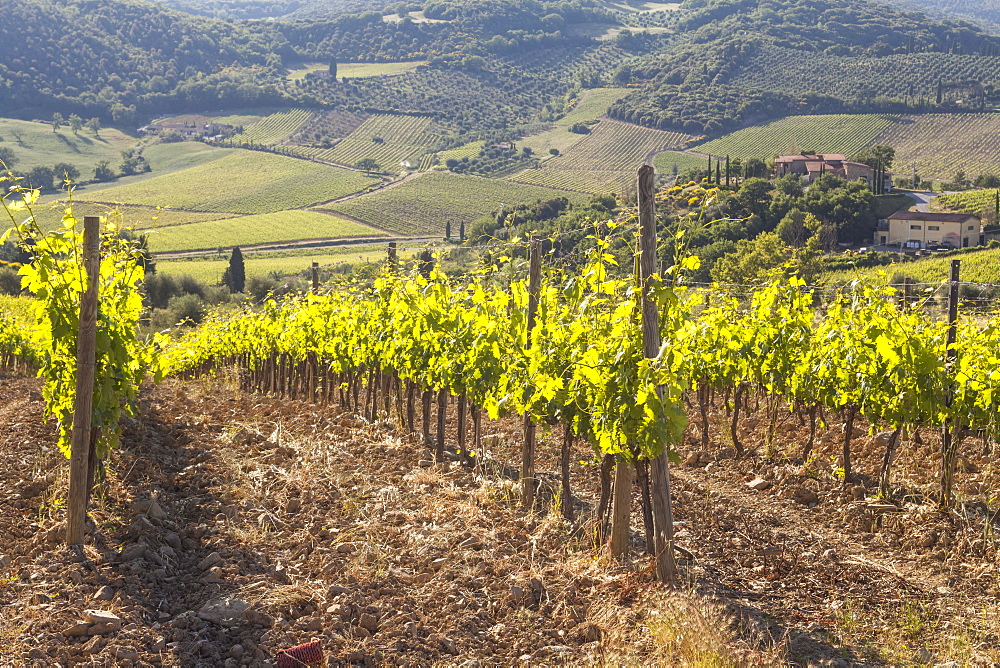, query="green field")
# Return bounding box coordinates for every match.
[653,151,714,179]
[936,189,1000,216]
[325,172,584,235]
[823,248,1000,285]
[158,245,406,283]
[238,109,315,145]
[153,112,269,127]
[149,209,385,253]
[81,151,381,214]
[558,88,632,126]
[0,117,137,178]
[874,114,1000,181]
[338,61,427,78]
[29,201,233,232]
[695,114,897,160]
[436,141,485,164]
